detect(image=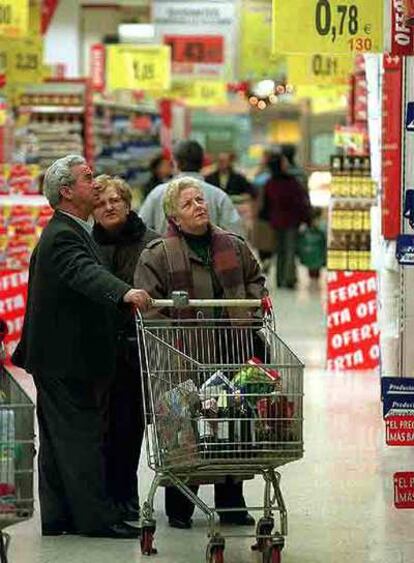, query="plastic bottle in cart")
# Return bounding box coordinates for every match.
[198,404,215,459]
[217,391,230,457]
